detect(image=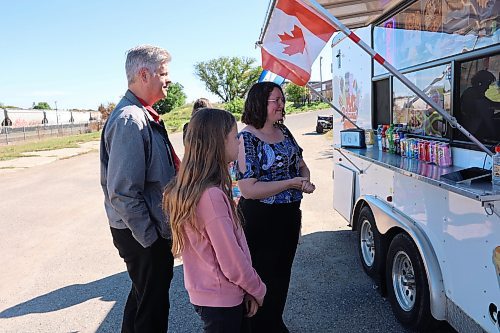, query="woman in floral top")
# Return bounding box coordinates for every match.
[236,82,315,333]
